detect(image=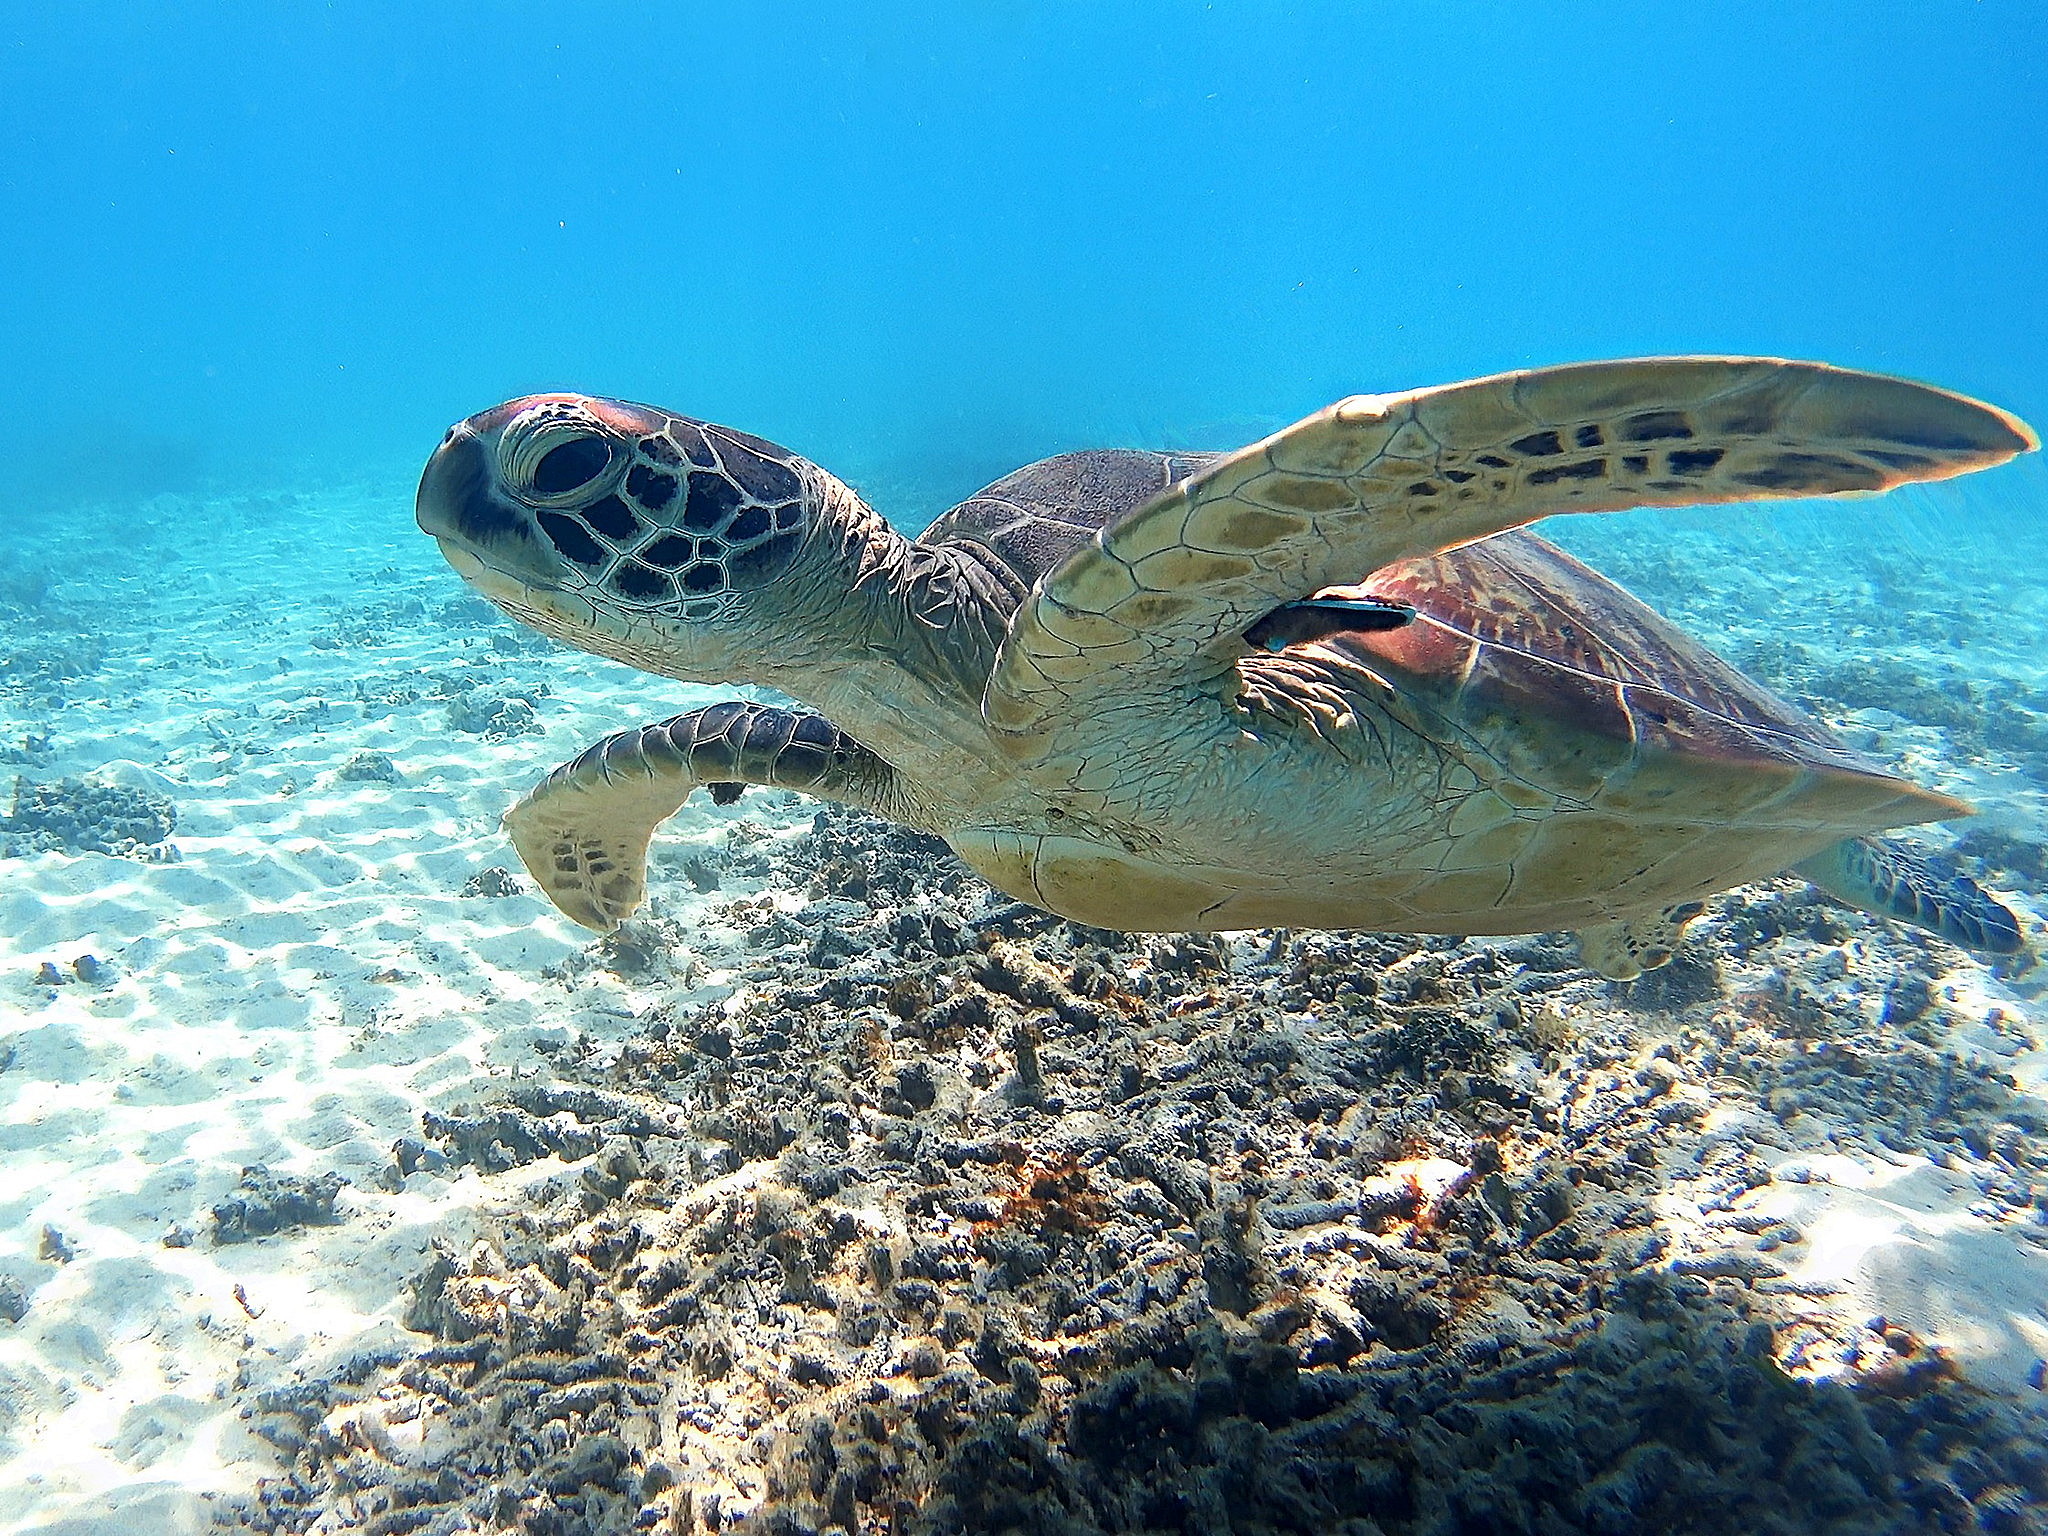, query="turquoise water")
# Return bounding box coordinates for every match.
[4,7,2048,1534]
[4,4,2044,514]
